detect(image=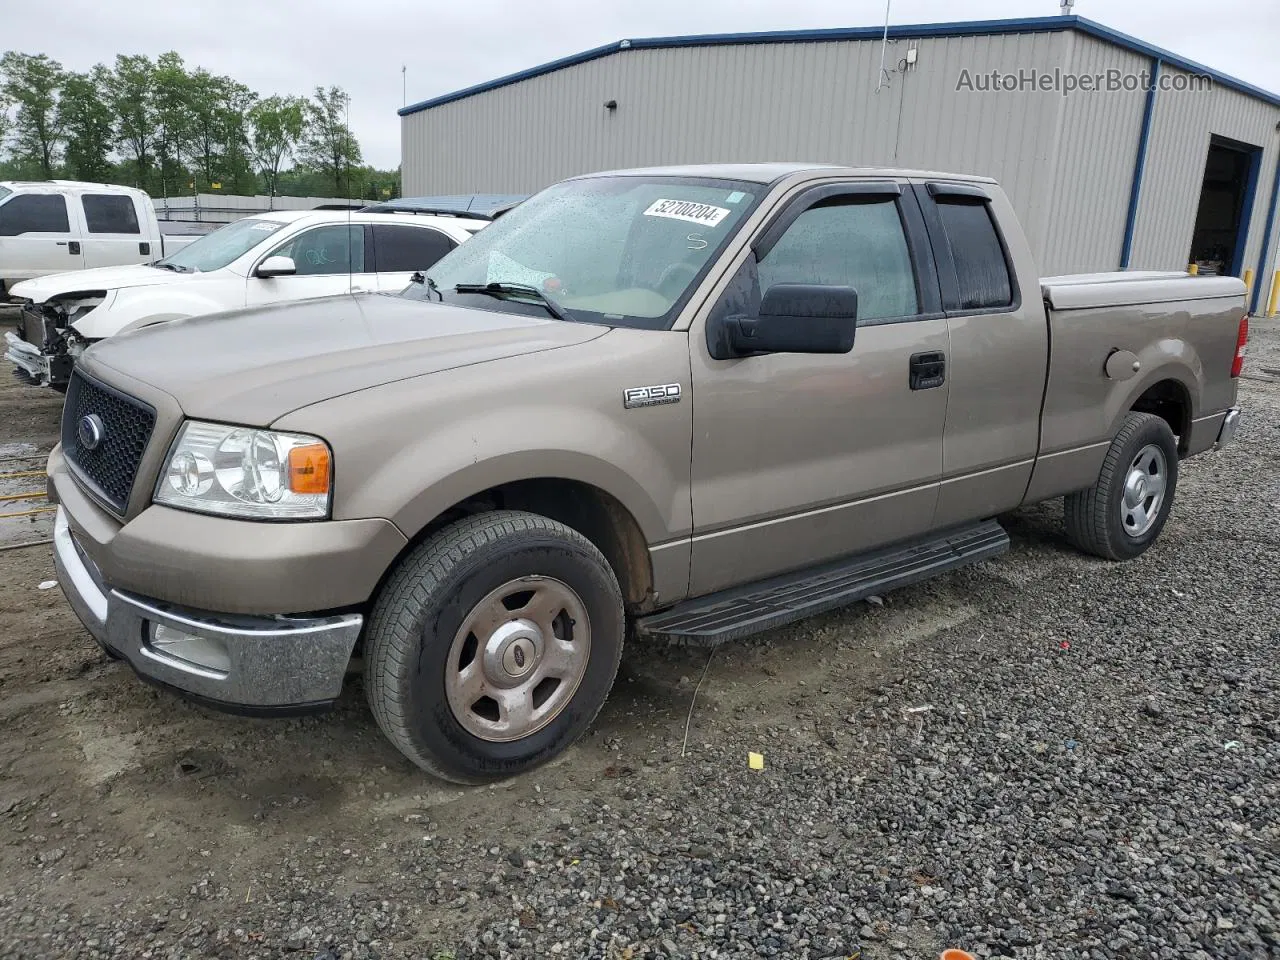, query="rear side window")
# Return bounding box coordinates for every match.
[83,194,141,234]
[758,198,919,321]
[0,194,70,235]
[935,199,1013,310]
[372,224,456,272]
